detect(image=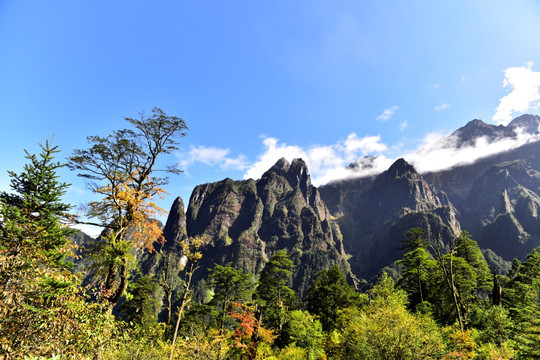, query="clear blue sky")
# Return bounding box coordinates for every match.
[2,1,540,236]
